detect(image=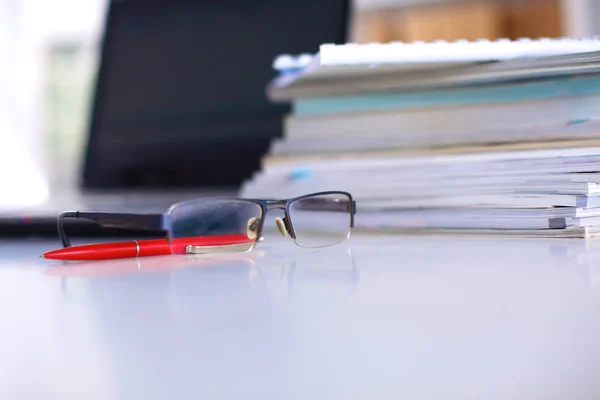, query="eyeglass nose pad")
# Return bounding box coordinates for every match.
[275,217,288,238]
[282,215,295,238]
[246,217,260,240]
